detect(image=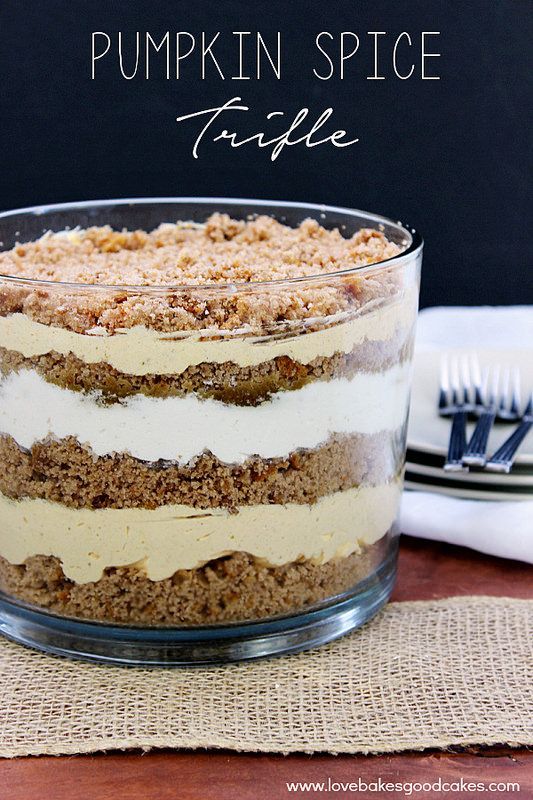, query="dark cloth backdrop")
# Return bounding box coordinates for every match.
[0,0,531,307]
